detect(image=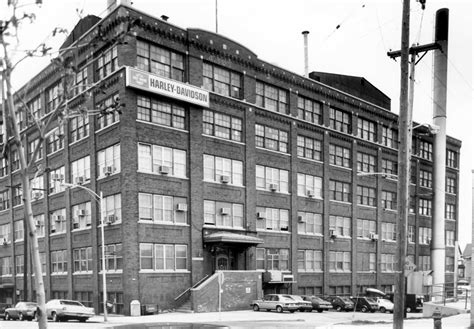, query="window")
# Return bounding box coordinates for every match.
[29,176,43,201]
[255,248,289,271]
[51,250,68,274]
[0,257,12,276]
[446,231,455,246]
[255,124,288,153]
[34,214,45,238]
[16,106,26,130]
[297,135,322,161]
[297,250,322,272]
[203,154,243,185]
[358,252,376,272]
[446,257,455,272]
[139,243,187,271]
[382,125,398,149]
[0,190,10,211]
[408,225,415,243]
[71,156,91,185]
[0,158,8,177]
[357,118,376,142]
[69,115,89,143]
[203,110,242,142]
[73,247,93,273]
[419,170,432,188]
[73,66,88,96]
[297,97,322,124]
[445,203,456,220]
[97,144,121,178]
[297,173,322,198]
[137,96,185,129]
[101,243,123,271]
[419,141,433,161]
[329,285,351,296]
[381,190,397,210]
[46,128,64,155]
[446,150,458,168]
[75,292,93,308]
[298,286,322,296]
[382,159,398,177]
[357,186,376,206]
[256,207,289,232]
[419,198,432,216]
[14,220,23,241]
[419,227,432,244]
[357,152,376,173]
[329,107,351,133]
[381,222,397,241]
[329,180,351,202]
[297,212,322,235]
[138,143,186,178]
[356,219,376,239]
[28,96,43,122]
[255,81,288,114]
[96,45,118,81]
[381,254,397,272]
[96,93,121,130]
[329,144,351,168]
[136,40,184,81]
[139,193,187,225]
[71,202,92,230]
[11,149,20,172]
[204,200,243,228]
[203,63,242,98]
[39,252,46,275]
[48,167,65,194]
[102,194,122,225]
[419,255,431,271]
[329,215,351,237]
[52,291,68,300]
[446,177,456,194]
[46,81,61,114]
[50,209,67,234]
[15,255,24,275]
[329,251,351,272]
[28,139,43,162]
[12,185,22,207]
[256,165,289,193]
